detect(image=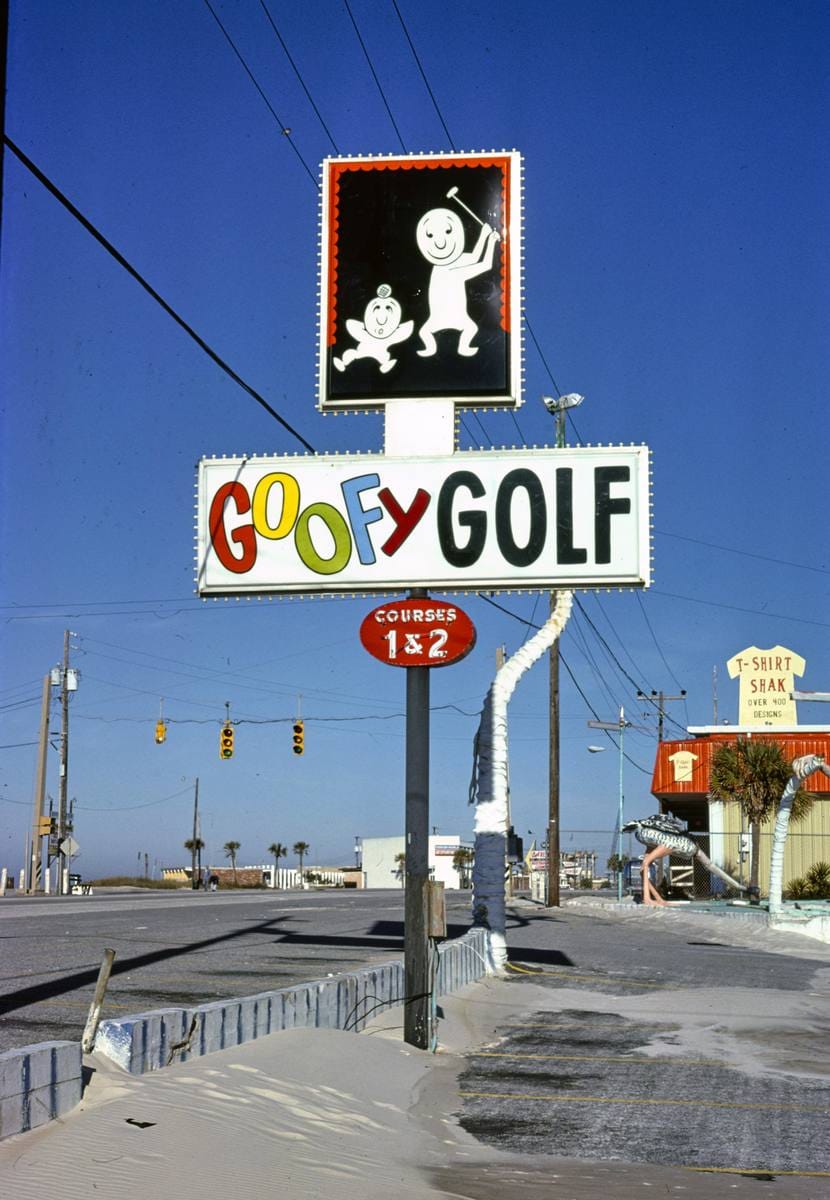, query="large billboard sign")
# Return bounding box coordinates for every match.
[196,447,650,597]
[319,151,522,411]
